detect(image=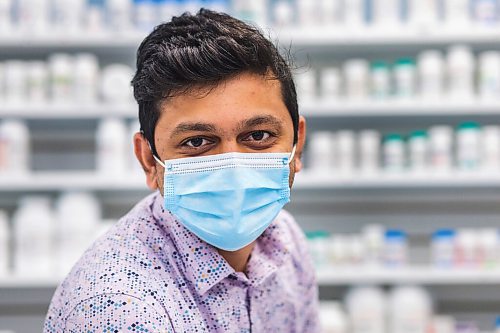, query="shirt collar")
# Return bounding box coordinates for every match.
[151,192,235,295]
